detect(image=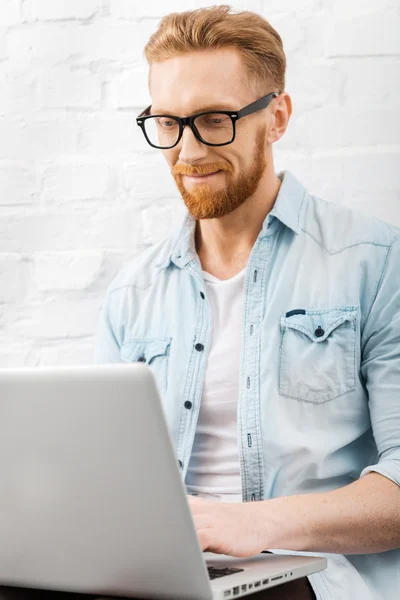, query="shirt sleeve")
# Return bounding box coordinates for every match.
[359,233,400,486]
[94,288,124,364]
